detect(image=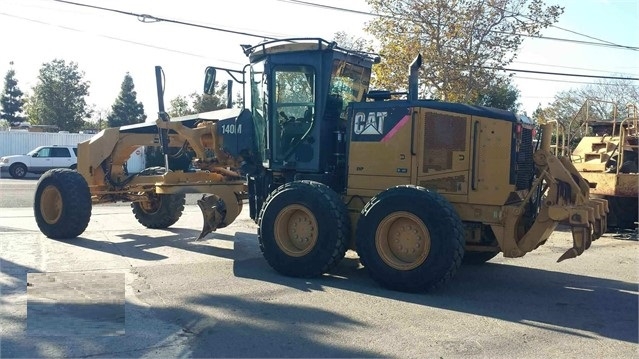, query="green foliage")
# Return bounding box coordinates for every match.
[474,78,521,112]
[167,82,229,117]
[25,59,91,132]
[107,73,146,127]
[168,96,192,117]
[1,64,26,124]
[365,0,563,103]
[332,31,374,52]
[0,119,9,131]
